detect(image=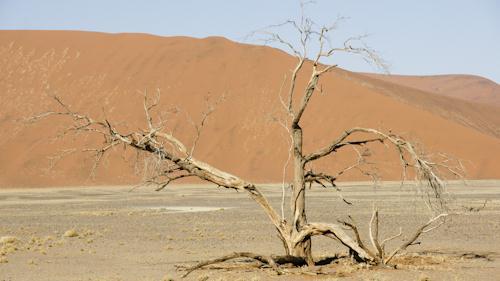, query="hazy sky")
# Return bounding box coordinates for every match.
[1,0,499,82]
